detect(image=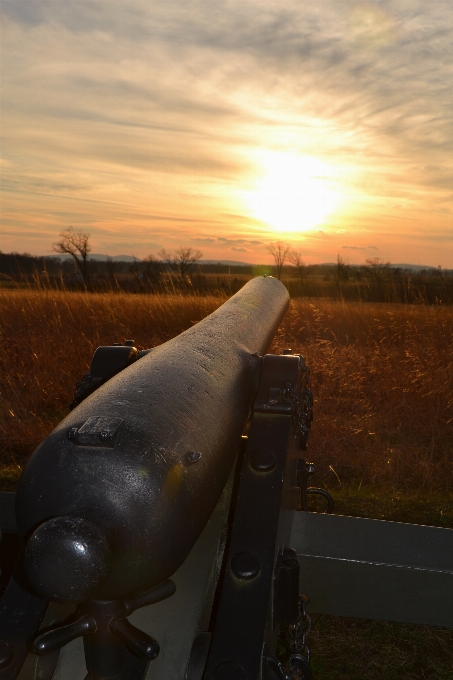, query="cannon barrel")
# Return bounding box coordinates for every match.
[16,276,289,604]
